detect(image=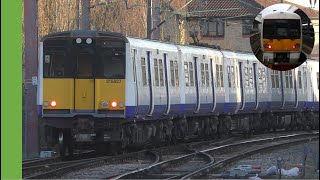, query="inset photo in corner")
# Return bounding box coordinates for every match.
[250,3,315,71]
